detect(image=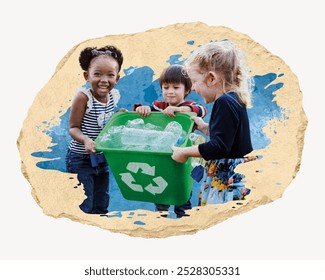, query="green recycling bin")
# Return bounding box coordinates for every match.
[95,112,195,205]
